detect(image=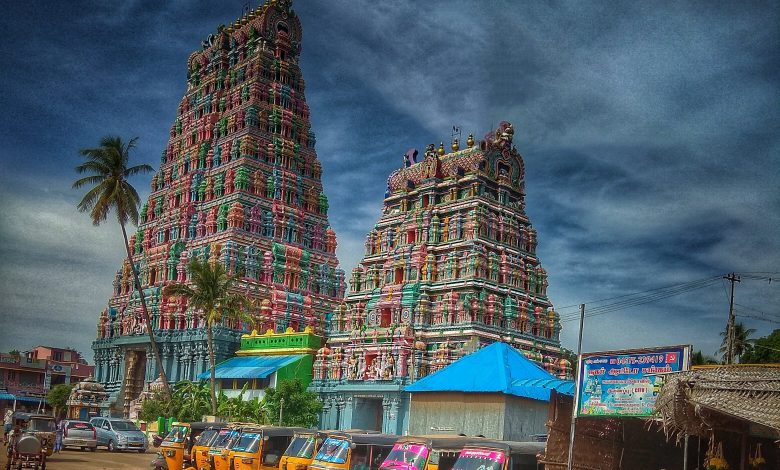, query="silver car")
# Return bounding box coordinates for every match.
[90,417,148,452]
[62,420,98,451]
